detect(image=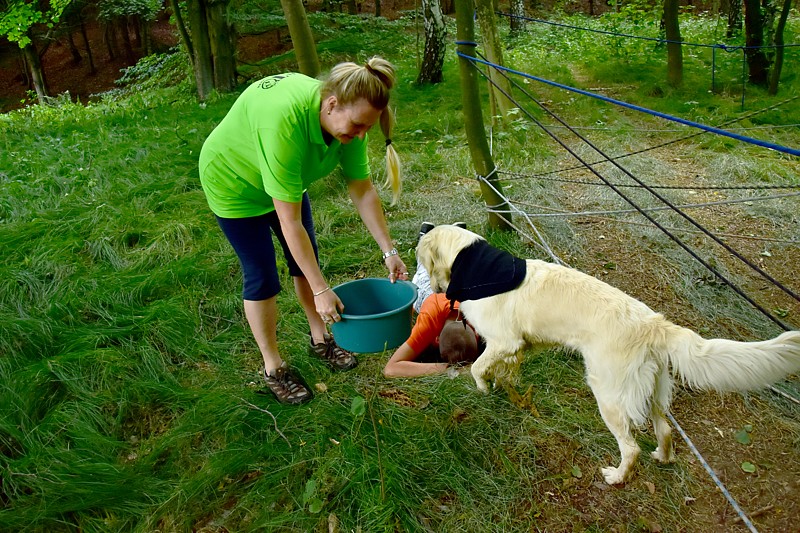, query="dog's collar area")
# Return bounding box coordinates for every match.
[445,241,527,303]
